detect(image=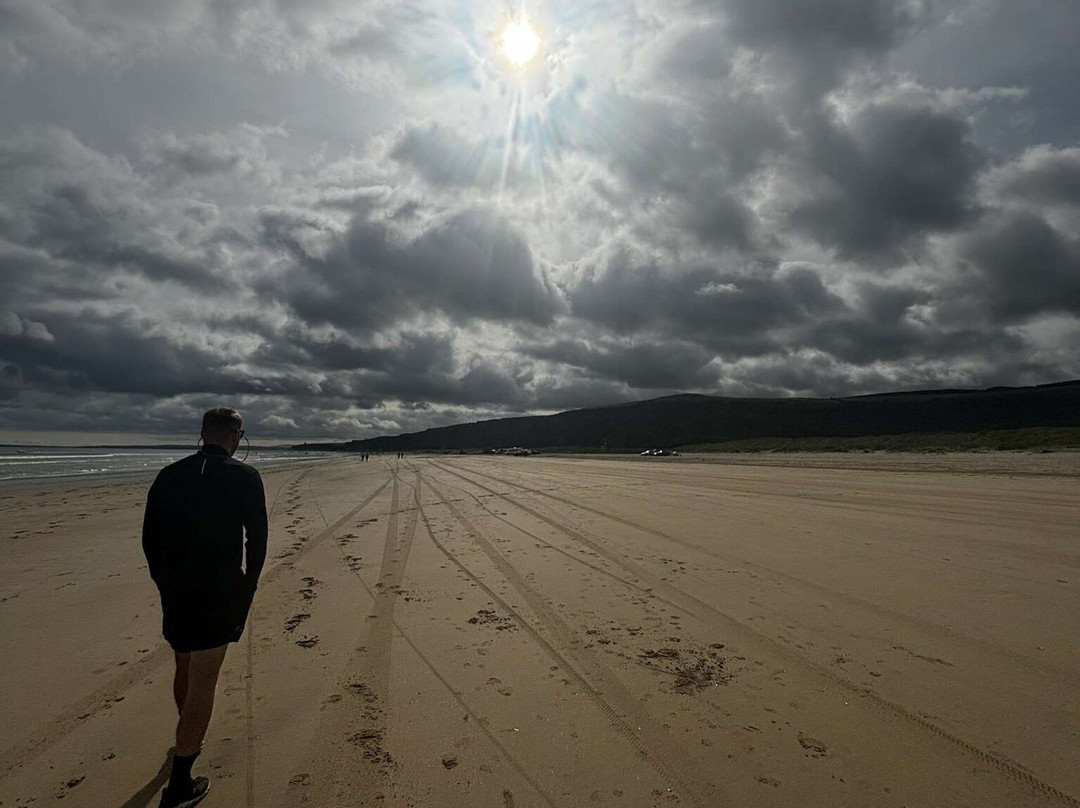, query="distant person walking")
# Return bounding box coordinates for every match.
[142,407,268,808]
